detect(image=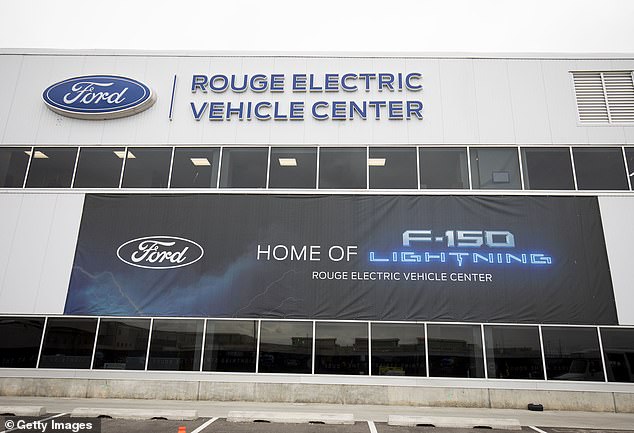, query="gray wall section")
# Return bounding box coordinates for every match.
[0,193,84,314]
